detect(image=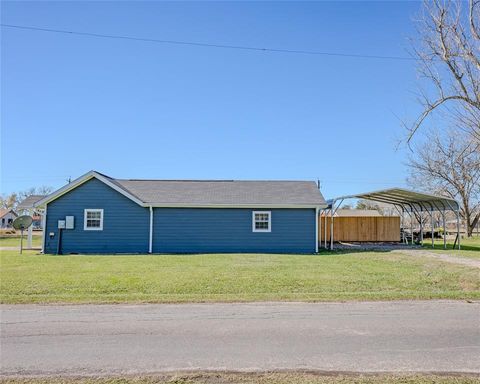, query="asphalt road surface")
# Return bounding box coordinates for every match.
[1,301,479,376]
